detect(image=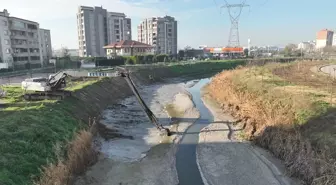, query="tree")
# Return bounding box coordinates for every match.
[244,48,249,57]
[61,47,71,58]
[283,44,297,56]
[178,50,185,60]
